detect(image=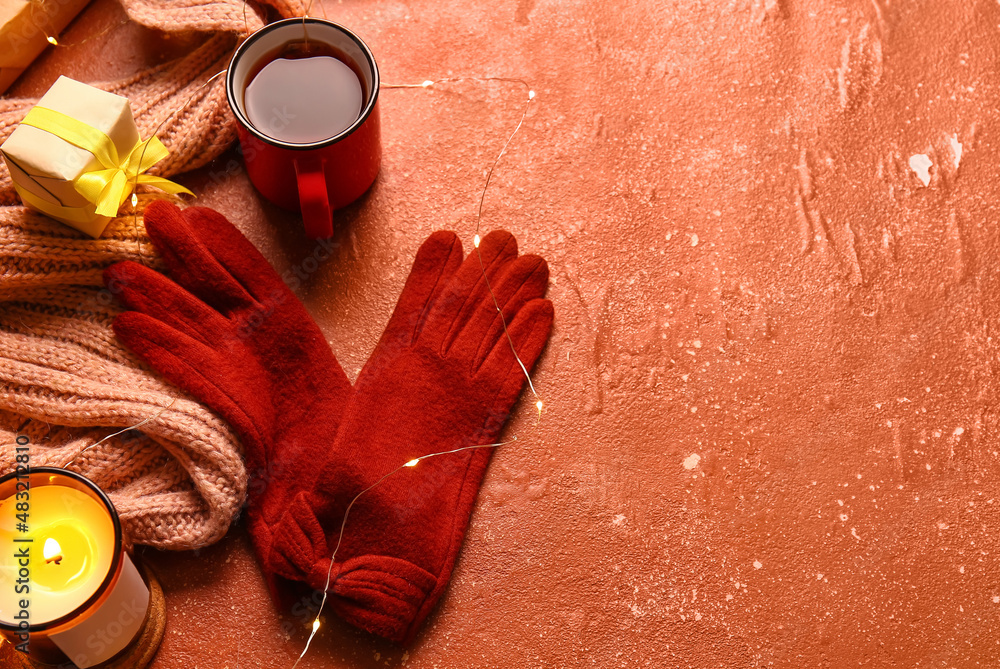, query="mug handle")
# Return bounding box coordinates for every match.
[294,157,333,239]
